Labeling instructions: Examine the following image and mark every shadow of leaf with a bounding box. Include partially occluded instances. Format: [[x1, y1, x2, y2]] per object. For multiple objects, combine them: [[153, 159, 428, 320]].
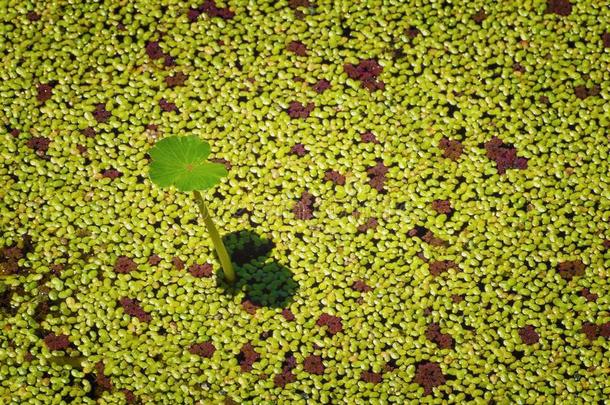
[[217, 230, 297, 308]]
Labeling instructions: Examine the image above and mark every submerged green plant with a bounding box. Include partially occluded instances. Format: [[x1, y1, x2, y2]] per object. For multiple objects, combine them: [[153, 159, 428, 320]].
[[148, 135, 235, 283]]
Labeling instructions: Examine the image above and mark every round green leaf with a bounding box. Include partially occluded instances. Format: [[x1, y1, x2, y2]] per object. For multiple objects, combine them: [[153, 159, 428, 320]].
[[148, 135, 228, 192]]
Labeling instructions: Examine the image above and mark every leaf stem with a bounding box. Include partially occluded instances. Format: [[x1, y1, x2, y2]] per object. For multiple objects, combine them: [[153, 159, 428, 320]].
[[48, 356, 87, 369], [193, 191, 236, 283]]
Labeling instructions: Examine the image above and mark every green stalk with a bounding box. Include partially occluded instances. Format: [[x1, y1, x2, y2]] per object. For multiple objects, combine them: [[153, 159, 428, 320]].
[[193, 191, 236, 283], [48, 356, 86, 369]]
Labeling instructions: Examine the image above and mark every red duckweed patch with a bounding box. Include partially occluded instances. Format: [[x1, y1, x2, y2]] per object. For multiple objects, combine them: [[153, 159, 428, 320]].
[[366, 161, 389, 192], [287, 41, 308, 56], [439, 137, 463, 160], [187, 8, 201, 22], [118, 297, 151, 322], [26, 11, 41, 21], [82, 127, 96, 138], [165, 72, 188, 88], [601, 323, 610, 338], [237, 343, 260, 372], [27, 137, 51, 156], [303, 355, 324, 375], [423, 232, 447, 247], [274, 352, 297, 387], [123, 389, 138, 404], [344, 59, 385, 91], [360, 131, 379, 144], [163, 55, 176, 67], [357, 217, 378, 233], [145, 41, 176, 67], [274, 370, 296, 388], [574, 85, 600, 100], [43, 333, 70, 350], [518, 325, 540, 345], [101, 169, 122, 179], [288, 0, 310, 8], [312, 79, 330, 93], [431, 200, 452, 215], [241, 299, 260, 315], [582, 322, 599, 341], [172, 257, 185, 270], [188, 263, 214, 278], [290, 143, 308, 157], [93, 104, 111, 123], [580, 288, 598, 302], [582, 322, 610, 341], [36, 84, 53, 103], [114, 256, 137, 274], [472, 10, 487, 24], [159, 99, 178, 113], [282, 352, 296, 371], [414, 362, 446, 395], [545, 0, 572, 16], [148, 254, 162, 266], [351, 280, 372, 292], [316, 313, 343, 335], [191, 1, 235, 20], [573, 86, 587, 100], [360, 370, 383, 384], [409, 227, 448, 247], [557, 259, 585, 281], [293, 191, 315, 220], [281, 308, 295, 321], [287, 101, 314, 119], [602, 32, 610, 48], [324, 170, 346, 186], [428, 260, 458, 276], [189, 342, 216, 358], [368, 175, 386, 192], [146, 41, 165, 60], [484, 137, 528, 174], [95, 361, 113, 392], [451, 294, 464, 303], [425, 323, 454, 349], [2, 246, 23, 262]]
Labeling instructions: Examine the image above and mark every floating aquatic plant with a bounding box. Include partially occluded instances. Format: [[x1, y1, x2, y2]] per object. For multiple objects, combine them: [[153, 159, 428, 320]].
[[148, 135, 235, 283]]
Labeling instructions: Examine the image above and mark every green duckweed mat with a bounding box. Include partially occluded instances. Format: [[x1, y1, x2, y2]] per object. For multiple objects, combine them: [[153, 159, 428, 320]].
[[1, 0, 609, 403]]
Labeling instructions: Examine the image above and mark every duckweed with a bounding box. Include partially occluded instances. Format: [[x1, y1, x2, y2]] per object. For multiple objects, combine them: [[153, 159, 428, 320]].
[[1, 0, 609, 403]]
